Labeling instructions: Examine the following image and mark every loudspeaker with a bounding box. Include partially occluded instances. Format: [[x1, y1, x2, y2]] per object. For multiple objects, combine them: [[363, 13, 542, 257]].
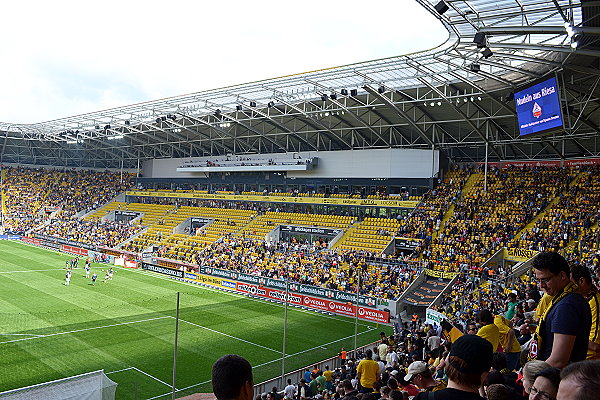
[[470, 63, 481, 72], [473, 32, 486, 47], [482, 48, 493, 58]]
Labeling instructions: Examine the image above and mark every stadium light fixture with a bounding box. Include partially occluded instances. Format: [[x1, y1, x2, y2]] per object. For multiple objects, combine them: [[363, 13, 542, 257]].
[[249, 101, 257, 107], [268, 101, 275, 108], [378, 86, 386, 94], [473, 32, 486, 48], [350, 89, 358, 96], [340, 89, 348, 96], [434, 1, 449, 15], [470, 63, 481, 72], [330, 93, 337, 100], [321, 94, 328, 102], [236, 105, 243, 111]]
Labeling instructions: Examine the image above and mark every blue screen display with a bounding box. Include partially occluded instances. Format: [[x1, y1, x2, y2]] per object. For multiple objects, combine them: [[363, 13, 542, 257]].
[[515, 76, 563, 136]]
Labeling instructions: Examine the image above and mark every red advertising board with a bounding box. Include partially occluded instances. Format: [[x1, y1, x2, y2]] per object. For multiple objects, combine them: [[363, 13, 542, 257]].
[[235, 282, 389, 323], [61, 245, 89, 257], [564, 158, 600, 166], [21, 237, 41, 245]]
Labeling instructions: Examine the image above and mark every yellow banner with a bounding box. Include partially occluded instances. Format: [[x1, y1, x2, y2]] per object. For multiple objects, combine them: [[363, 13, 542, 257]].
[[424, 269, 457, 280], [126, 191, 419, 209], [504, 248, 539, 262]]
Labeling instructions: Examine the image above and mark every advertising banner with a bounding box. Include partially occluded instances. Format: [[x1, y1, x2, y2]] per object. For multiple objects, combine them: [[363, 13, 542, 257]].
[[126, 190, 419, 209], [424, 269, 456, 280], [21, 237, 41, 246], [504, 248, 538, 262], [61, 245, 89, 257], [425, 308, 447, 326], [280, 225, 341, 236], [0, 235, 21, 240], [141, 263, 184, 278], [515, 76, 563, 136]]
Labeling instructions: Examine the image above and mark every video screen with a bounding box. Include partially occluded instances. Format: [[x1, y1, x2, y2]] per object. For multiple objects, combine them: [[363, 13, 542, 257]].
[[515, 76, 563, 137]]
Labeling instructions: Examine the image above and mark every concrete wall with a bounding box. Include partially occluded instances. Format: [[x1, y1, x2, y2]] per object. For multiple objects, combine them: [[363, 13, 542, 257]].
[[143, 148, 440, 179]]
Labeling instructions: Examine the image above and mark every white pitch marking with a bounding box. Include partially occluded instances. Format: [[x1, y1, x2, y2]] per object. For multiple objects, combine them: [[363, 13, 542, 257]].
[[171, 316, 280, 353], [132, 366, 173, 388], [0, 316, 171, 345]]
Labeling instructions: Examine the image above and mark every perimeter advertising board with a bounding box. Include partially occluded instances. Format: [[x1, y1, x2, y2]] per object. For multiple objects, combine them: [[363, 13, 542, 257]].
[[150, 265, 389, 323]]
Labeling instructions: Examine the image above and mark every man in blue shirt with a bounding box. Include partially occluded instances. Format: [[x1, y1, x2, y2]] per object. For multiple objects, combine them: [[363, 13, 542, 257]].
[[532, 252, 591, 368]]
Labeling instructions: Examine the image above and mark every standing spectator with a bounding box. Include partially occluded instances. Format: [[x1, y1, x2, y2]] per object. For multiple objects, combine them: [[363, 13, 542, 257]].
[[530, 252, 591, 367], [212, 354, 254, 400], [557, 360, 600, 400], [477, 309, 500, 351], [494, 314, 521, 371], [323, 365, 334, 391], [298, 379, 312, 400], [284, 379, 296, 400], [506, 293, 519, 320], [570, 264, 600, 359], [357, 349, 380, 393], [414, 334, 493, 400]]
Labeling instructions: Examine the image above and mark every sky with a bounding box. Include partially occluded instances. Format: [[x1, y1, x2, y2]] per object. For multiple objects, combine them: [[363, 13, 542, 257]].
[[0, 0, 448, 124]]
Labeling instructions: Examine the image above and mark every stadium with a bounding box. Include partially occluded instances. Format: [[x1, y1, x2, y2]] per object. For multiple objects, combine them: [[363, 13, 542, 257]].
[[1, 0, 599, 399]]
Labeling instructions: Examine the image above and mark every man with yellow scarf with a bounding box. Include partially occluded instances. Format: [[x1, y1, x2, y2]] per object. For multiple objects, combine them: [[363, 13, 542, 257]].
[[530, 252, 591, 368]]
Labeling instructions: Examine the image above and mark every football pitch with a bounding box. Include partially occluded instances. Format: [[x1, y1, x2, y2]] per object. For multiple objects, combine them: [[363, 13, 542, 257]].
[[0, 240, 388, 399]]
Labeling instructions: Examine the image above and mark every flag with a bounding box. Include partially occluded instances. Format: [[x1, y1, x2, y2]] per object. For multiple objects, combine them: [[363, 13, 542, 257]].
[[441, 318, 464, 343], [1, 191, 5, 216]]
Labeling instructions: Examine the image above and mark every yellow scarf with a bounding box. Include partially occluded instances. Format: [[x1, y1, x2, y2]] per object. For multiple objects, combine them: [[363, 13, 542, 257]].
[[528, 281, 577, 361]]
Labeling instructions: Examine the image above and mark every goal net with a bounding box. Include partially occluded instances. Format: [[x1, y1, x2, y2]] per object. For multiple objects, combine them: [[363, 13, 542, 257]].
[[0, 370, 117, 400]]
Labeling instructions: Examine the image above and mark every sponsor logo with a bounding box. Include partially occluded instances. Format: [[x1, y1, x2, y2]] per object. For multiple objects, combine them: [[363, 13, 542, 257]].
[[532, 102, 542, 118], [221, 280, 236, 289]]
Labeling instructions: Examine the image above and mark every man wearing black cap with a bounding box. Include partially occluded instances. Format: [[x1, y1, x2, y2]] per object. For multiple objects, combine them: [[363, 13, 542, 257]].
[[414, 335, 493, 399]]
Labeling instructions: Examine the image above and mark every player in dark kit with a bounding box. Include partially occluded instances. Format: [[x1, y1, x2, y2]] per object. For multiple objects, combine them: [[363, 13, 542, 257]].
[[91, 272, 97, 286]]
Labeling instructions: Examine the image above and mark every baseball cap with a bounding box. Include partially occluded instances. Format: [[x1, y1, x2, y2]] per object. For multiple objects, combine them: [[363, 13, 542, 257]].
[[448, 334, 493, 374], [404, 361, 428, 381]]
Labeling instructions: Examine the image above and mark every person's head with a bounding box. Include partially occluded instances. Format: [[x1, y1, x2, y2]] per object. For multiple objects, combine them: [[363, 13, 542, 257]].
[[529, 368, 560, 400], [570, 264, 593, 294], [486, 384, 511, 400], [446, 334, 493, 390], [404, 361, 431, 388], [212, 354, 254, 400], [365, 349, 373, 359], [380, 385, 391, 399], [387, 377, 399, 390], [477, 309, 494, 325], [388, 390, 405, 400], [532, 252, 571, 296], [522, 360, 551, 395], [557, 360, 600, 400], [491, 352, 508, 372], [342, 379, 354, 393], [508, 292, 517, 302], [266, 393, 275, 400], [466, 323, 478, 335]]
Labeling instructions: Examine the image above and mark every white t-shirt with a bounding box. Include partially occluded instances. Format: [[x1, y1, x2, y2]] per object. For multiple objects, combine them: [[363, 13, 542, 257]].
[[284, 384, 296, 399]]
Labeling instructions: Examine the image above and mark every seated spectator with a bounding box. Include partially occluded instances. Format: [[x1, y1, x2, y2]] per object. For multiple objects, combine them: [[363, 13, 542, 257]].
[[414, 334, 493, 400], [212, 354, 254, 400], [405, 361, 446, 392], [557, 359, 600, 400], [521, 360, 551, 398], [529, 368, 560, 400]]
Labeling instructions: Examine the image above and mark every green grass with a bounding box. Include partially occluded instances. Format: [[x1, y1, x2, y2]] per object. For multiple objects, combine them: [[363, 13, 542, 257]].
[[0, 240, 389, 399]]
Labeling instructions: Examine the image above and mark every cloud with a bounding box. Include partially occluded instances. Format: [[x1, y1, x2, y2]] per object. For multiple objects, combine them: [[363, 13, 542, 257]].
[[0, 0, 447, 122]]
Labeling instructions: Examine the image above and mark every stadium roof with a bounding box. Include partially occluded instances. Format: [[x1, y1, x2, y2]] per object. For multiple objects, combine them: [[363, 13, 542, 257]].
[[1, 0, 599, 169]]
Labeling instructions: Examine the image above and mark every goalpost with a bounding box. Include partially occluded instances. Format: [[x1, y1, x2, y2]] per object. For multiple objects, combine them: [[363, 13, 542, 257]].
[[0, 370, 117, 400]]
